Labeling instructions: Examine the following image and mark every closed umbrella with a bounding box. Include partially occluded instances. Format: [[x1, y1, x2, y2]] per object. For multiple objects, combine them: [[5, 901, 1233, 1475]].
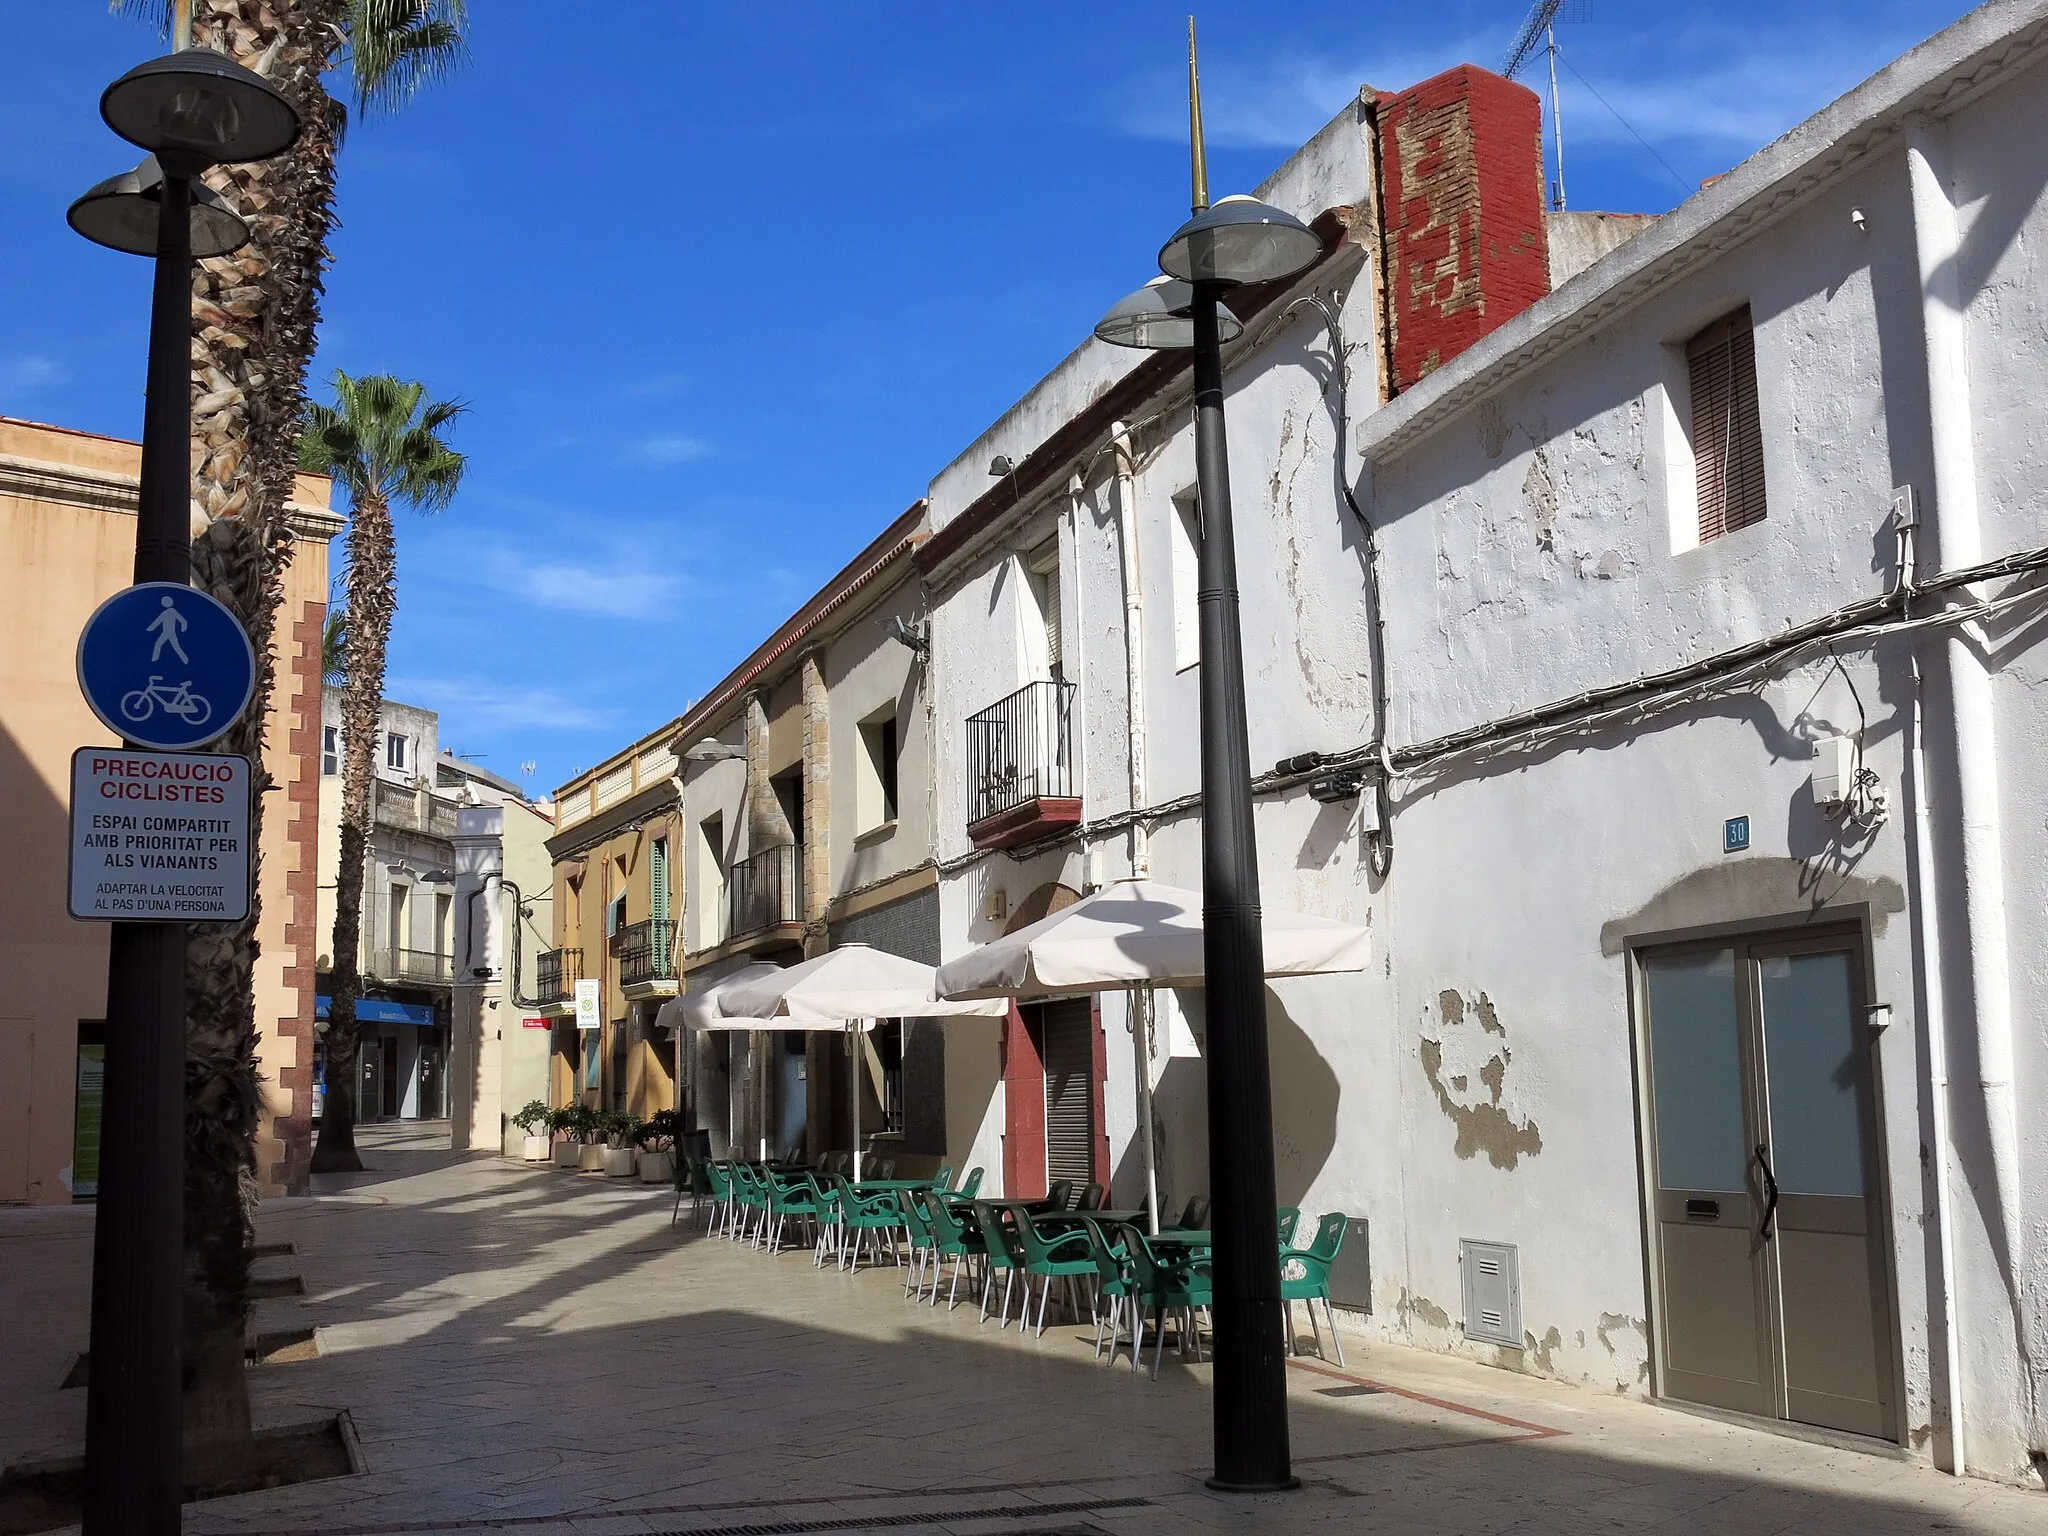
[[721, 945, 1006, 1178], [932, 877, 1372, 1230]]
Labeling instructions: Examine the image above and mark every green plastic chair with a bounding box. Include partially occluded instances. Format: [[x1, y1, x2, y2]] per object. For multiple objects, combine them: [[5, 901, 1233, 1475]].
[[671, 1152, 714, 1229], [1080, 1220, 1138, 1366], [956, 1167, 984, 1198], [913, 1190, 987, 1310], [969, 1202, 1027, 1328], [1012, 1208, 1101, 1336], [825, 1173, 902, 1271], [1280, 1212, 1349, 1365], [1275, 1206, 1302, 1246], [764, 1169, 823, 1255], [1123, 1224, 1211, 1377], [1044, 1178, 1074, 1212], [929, 1164, 956, 1192], [897, 1189, 937, 1298]]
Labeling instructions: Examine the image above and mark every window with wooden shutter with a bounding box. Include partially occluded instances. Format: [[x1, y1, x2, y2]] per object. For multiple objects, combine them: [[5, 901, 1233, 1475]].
[[1027, 540, 1062, 681], [1687, 307, 1767, 542]]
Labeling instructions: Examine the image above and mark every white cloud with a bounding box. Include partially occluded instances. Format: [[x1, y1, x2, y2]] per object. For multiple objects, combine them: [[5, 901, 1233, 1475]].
[[480, 547, 685, 620], [384, 674, 620, 733], [0, 354, 67, 395], [635, 433, 711, 464]]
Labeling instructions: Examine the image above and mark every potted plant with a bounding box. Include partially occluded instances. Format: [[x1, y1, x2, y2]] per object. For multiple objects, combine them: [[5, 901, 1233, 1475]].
[[633, 1110, 679, 1184], [512, 1100, 552, 1163], [575, 1106, 610, 1172], [602, 1112, 643, 1177], [552, 1105, 592, 1169]]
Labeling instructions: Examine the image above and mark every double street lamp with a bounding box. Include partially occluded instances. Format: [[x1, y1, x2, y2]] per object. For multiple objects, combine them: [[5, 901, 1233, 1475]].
[[1092, 26, 1322, 1496], [67, 35, 298, 1536]]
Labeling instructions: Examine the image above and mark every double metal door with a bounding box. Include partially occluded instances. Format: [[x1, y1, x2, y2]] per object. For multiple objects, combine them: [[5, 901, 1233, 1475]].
[[1638, 929, 1897, 1439]]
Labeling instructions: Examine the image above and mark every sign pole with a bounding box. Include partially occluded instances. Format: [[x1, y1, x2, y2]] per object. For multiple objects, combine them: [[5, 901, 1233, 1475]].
[[83, 164, 193, 1535]]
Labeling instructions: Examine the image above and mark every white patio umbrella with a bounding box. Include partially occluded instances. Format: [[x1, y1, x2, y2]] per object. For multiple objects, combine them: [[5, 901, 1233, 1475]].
[[720, 945, 1006, 1178], [932, 876, 1373, 1230]]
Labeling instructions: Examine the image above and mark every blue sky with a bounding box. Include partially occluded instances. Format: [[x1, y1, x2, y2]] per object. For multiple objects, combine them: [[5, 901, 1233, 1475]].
[[1, 1, 1980, 796]]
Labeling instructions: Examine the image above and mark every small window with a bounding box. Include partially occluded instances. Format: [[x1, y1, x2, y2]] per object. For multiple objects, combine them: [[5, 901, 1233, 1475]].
[[1026, 540, 1063, 682], [385, 732, 409, 772], [857, 712, 899, 833], [1171, 489, 1201, 670], [321, 725, 338, 776], [1687, 307, 1767, 542]]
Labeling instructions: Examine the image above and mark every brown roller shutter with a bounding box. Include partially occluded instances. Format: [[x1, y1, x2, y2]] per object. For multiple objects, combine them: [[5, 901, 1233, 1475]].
[[1040, 998, 1096, 1186], [1688, 307, 1768, 543]]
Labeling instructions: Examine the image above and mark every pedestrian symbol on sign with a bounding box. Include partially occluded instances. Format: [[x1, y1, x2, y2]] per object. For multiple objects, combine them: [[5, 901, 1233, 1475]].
[[146, 595, 190, 664]]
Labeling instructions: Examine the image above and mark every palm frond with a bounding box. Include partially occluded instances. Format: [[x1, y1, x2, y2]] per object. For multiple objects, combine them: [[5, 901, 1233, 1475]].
[[298, 368, 468, 519], [344, 1, 470, 117], [322, 607, 348, 687]]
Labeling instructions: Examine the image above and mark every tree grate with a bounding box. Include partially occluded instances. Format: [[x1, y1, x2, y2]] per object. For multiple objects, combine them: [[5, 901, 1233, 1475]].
[[646, 1495, 1146, 1536]]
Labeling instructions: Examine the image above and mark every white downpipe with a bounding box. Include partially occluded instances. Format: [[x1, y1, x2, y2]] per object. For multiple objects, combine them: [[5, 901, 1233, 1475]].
[[1910, 650, 1968, 1476], [850, 1025, 863, 1182], [1111, 422, 1162, 1233], [1909, 121, 2029, 1443]]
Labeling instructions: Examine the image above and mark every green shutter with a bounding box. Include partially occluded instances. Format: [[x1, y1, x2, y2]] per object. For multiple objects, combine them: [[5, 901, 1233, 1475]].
[[650, 838, 670, 925]]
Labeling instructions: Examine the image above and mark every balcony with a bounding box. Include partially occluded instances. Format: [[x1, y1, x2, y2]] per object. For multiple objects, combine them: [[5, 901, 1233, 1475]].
[[617, 917, 680, 996], [728, 843, 804, 942], [964, 679, 1080, 850], [535, 947, 583, 1004], [367, 947, 453, 986]]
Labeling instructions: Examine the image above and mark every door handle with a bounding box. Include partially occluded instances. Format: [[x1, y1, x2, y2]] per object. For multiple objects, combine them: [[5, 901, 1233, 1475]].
[[1755, 1143, 1780, 1240]]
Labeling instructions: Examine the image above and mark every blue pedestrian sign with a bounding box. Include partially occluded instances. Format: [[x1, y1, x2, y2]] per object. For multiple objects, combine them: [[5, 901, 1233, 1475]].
[[76, 582, 256, 751]]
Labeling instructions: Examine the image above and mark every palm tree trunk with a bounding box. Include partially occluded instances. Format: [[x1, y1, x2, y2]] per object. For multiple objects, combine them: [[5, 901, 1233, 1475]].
[[179, 0, 346, 1472], [312, 486, 396, 1174]]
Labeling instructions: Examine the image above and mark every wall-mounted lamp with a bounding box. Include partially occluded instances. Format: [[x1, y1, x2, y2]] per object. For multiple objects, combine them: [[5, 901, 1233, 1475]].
[[685, 738, 748, 763], [887, 614, 930, 656]]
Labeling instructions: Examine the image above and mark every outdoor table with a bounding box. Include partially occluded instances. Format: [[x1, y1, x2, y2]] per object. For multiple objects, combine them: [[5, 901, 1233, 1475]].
[[853, 1178, 941, 1193], [1150, 1228, 1211, 1248], [1045, 1209, 1147, 1229]]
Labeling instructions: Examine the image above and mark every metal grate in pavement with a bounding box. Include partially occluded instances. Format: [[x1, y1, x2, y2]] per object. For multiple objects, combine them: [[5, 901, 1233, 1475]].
[[647, 1496, 1146, 1536]]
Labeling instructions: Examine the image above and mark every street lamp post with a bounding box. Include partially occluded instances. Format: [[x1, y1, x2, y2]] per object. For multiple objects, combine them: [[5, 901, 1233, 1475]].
[[1094, 22, 1323, 1494], [67, 37, 299, 1534]]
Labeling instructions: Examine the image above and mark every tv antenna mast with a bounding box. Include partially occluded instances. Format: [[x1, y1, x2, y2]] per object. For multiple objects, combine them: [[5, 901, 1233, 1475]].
[[1503, 0, 1586, 211]]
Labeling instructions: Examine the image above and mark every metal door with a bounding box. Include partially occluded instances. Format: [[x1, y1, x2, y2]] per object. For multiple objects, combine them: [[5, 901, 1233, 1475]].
[[1039, 999, 1095, 1185], [1638, 929, 1896, 1439]]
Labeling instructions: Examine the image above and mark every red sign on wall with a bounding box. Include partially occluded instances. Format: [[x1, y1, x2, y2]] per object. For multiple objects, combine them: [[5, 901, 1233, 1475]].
[[521, 1016, 551, 1030]]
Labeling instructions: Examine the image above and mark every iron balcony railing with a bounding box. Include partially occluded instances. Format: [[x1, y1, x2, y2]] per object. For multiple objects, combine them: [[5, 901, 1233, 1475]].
[[535, 946, 583, 1002], [617, 917, 679, 988], [965, 678, 1077, 828], [368, 947, 454, 985], [728, 843, 803, 941]]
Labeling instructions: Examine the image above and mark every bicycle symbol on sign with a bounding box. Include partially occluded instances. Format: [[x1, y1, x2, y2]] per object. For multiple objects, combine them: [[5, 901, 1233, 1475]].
[[119, 676, 213, 729]]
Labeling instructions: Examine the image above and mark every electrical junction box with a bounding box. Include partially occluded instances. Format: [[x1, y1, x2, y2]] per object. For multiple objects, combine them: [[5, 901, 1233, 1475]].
[[1460, 1239, 1522, 1347], [1812, 736, 1855, 807]]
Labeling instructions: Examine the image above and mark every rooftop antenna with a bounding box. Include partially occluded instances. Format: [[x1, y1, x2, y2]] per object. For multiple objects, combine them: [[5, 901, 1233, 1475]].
[[1188, 16, 1208, 213], [1503, 0, 1587, 211]]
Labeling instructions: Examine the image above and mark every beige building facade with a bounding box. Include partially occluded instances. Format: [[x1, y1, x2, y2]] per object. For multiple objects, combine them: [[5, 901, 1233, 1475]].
[[0, 417, 339, 1202]]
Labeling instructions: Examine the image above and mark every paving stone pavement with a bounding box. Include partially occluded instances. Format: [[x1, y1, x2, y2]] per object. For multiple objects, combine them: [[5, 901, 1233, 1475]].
[[3, 1121, 2043, 1535]]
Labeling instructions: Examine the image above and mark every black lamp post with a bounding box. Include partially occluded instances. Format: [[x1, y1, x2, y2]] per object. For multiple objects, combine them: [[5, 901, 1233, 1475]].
[[67, 40, 298, 1536], [1094, 24, 1322, 1495]]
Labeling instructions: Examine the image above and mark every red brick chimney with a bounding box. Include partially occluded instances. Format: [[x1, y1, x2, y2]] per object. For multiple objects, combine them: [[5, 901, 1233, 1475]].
[[1376, 65, 1549, 393]]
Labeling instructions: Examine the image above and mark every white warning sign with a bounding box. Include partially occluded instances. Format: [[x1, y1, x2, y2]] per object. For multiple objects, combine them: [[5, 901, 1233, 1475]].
[[68, 748, 251, 922]]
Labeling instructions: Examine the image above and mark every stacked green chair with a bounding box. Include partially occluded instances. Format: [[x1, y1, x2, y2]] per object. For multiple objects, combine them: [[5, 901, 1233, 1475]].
[[810, 1172, 845, 1267], [705, 1161, 736, 1236], [1080, 1220, 1138, 1366], [1276, 1206, 1302, 1246], [1044, 1179, 1074, 1212], [1077, 1182, 1105, 1212], [1012, 1208, 1101, 1336], [955, 1167, 985, 1198], [1280, 1212, 1349, 1365], [929, 1164, 956, 1192]]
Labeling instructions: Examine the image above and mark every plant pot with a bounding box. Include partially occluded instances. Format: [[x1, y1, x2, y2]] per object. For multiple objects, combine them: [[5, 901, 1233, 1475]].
[[578, 1144, 608, 1172], [552, 1141, 580, 1169], [638, 1149, 674, 1184], [522, 1136, 551, 1162], [604, 1146, 637, 1178]]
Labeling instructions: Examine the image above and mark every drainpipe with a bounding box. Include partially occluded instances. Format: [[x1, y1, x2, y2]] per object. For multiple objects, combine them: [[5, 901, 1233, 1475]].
[[1908, 119, 2031, 1451], [1910, 646, 1968, 1476], [1111, 422, 1162, 1232], [1066, 471, 1090, 883]]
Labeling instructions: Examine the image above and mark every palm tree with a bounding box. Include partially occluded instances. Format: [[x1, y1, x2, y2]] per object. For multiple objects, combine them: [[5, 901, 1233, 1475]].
[[115, 0, 468, 1476], [300, 373, 466, 1174]]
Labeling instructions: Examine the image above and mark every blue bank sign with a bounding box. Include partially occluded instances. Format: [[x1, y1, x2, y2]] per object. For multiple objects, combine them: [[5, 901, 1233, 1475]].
[[76, 582, 255, 751]]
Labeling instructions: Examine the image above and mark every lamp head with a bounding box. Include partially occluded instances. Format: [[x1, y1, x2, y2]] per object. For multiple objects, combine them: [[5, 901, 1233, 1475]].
[[100, 47, 301, 166], [1159, 194, 1323, 287], [67, 155, 249, 257], [1094, 275, 1244, 351], [685, 738, 747, 763]]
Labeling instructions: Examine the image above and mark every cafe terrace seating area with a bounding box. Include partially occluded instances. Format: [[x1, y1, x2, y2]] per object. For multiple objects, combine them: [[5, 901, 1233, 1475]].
[[674, 1153, 1351, 1379]]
